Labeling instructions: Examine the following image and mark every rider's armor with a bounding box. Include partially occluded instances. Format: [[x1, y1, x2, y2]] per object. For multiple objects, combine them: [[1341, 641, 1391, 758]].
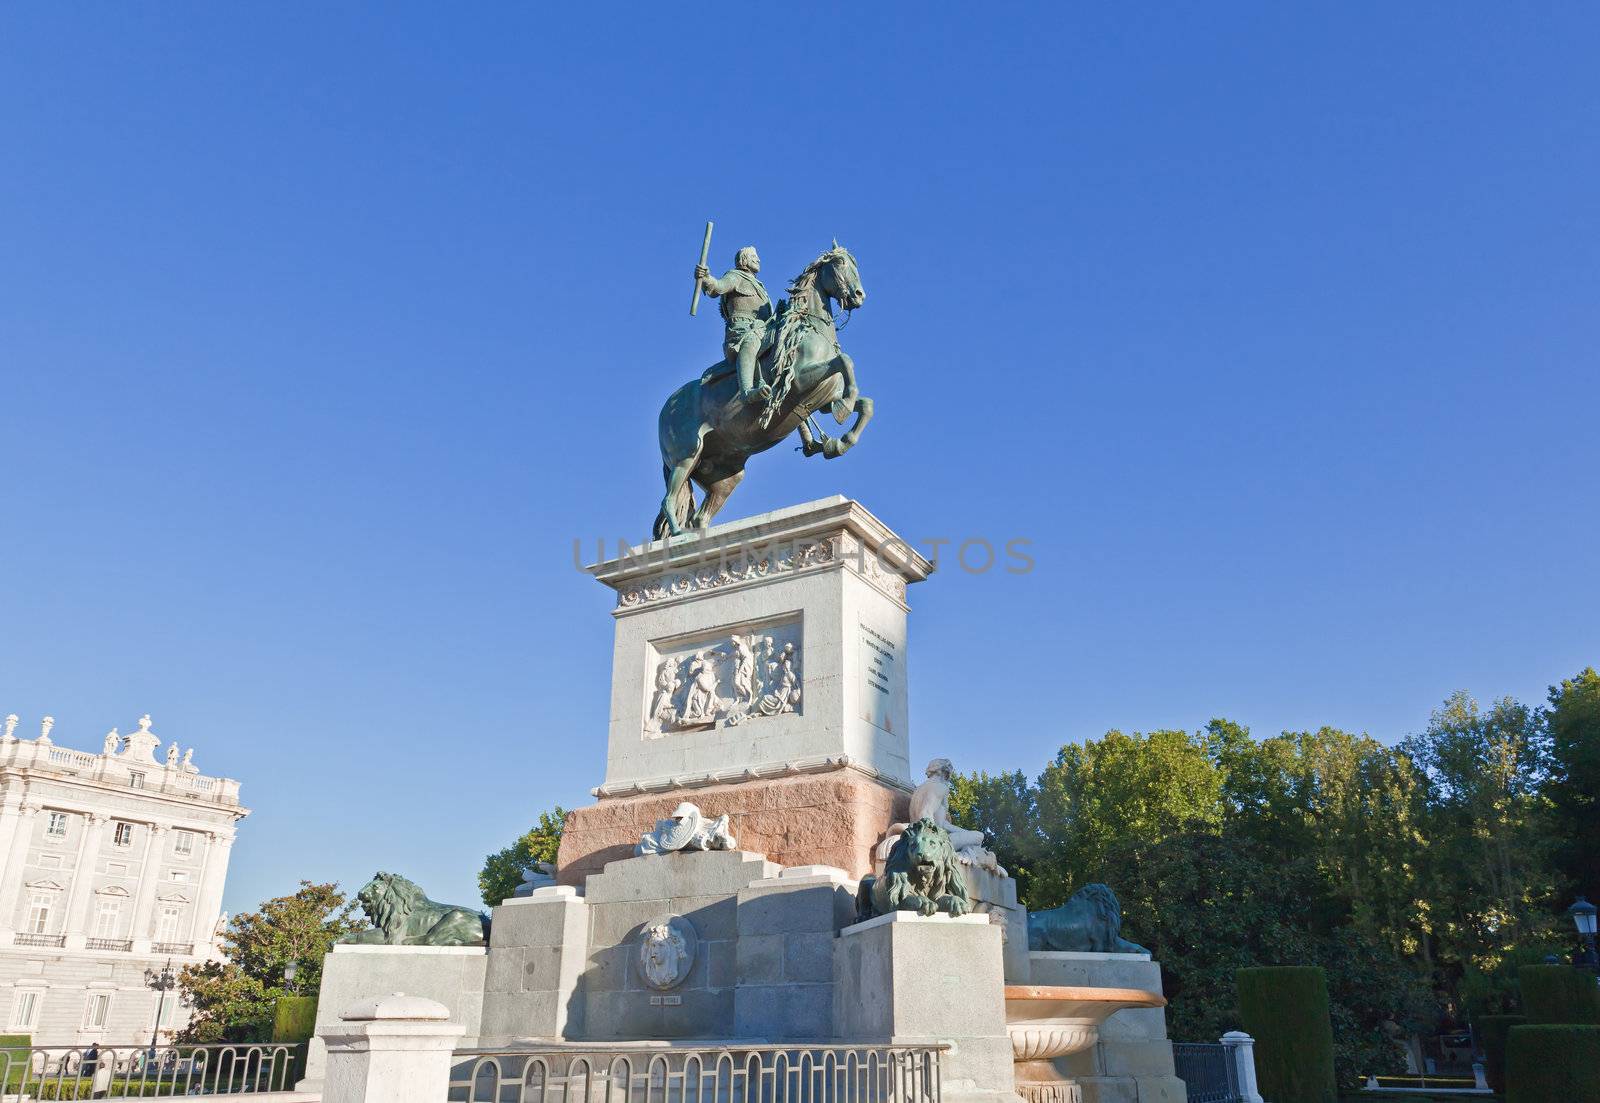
[[710, 268, 774, 359]]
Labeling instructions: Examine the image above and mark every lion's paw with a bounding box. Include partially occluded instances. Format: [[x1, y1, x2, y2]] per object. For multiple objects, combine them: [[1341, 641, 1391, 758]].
[[936, 895, 970, 917]]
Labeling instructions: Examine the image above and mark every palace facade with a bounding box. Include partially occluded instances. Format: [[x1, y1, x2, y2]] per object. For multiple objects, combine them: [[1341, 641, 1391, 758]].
[[0, 713, 247, 1045]]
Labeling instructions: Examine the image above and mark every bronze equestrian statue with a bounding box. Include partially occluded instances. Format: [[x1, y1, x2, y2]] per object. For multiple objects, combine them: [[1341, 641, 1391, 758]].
[[655, 242, 872, 539]]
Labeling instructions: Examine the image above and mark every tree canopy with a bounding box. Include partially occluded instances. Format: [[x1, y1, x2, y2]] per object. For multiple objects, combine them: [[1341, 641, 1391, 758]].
[[178, 881, 365, 1042], [950, 668, 1591, 1089], [478, 807, 567, 907]]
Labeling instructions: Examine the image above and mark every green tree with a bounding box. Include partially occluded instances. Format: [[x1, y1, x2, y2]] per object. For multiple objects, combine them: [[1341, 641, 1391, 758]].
[[1032, 728, 1223, 907], [1547, 668, 1600, 901], [478, 808, 567, 907], [1402, 692, 1558, 1009], [178, 881, 365, 1042], [1218, 726, 1428, 958], [949, 770, 1040, 901]]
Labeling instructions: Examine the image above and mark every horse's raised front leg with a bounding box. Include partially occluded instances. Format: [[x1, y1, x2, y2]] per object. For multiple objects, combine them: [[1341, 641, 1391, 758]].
[[831, 352, 859, 424], [827, 395, 873, 458]]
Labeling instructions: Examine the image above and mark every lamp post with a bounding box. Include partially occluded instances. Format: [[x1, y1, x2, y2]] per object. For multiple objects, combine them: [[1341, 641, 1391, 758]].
[[284, 958, 299, 994], [1568, 896, 1599, 973], [146, 958, 176, 1059]]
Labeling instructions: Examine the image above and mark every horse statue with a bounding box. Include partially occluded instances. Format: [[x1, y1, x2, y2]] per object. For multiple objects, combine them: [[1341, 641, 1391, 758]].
[[654, 244, 872, 538]]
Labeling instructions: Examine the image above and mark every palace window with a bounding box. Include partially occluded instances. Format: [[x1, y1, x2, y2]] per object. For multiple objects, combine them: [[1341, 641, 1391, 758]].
[[27, 892, 55, 934], [8, 989, 41, 1030], [94, 898, 122, 938], [169, 871, 189, 884], [112, 823, 135, 847], [129, 771, 146, 789], [173, 831, 195, 857], [156, 905, 183, 944], [83, 992, 111, 1030], [45, 812, 67, 839]]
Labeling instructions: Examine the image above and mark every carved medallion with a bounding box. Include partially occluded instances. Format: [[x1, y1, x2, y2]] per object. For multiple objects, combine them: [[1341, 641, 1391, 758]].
[[636, 914, 697, 991]]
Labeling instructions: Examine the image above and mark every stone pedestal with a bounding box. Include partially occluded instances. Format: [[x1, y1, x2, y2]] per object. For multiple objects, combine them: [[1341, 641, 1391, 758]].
[[580, 849, 780, 1040], [834, 913, 1021, 1103], [1022, 952, 1186, 1103], [481, 885, 589, 1044], [561, 767, 908, 884], [300, 945, 485, 1091], [734, 865, 859, 1039], [561, 497, 931, 885], [953, 864, 1030, 984], [321, 993, 464, 1103]]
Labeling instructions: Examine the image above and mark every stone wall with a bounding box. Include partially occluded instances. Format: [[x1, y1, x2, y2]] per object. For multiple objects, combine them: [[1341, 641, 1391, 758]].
[[557, 768, 907, 885]]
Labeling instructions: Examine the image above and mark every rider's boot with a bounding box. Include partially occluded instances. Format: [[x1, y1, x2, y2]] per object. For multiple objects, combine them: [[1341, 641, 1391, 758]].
[[736, 345, 770, 408]]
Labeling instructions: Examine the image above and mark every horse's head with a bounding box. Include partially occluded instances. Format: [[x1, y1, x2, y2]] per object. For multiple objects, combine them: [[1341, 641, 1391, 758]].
[[793, 242, 866, 311]]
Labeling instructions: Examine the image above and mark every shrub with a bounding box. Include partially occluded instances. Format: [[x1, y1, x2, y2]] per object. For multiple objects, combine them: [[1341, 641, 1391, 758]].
[[0, 1034, 31, 1066], [1505, 1024, 1600, 1102], [1237, 966, 1339, 1103], [1475, 1014, 1525, 1093], [1518, 964, 1600, 1024], [272, 996, 318, 1043]]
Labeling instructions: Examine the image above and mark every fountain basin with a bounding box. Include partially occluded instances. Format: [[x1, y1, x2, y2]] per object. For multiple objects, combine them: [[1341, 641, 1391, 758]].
[[1002, 985, 1166, 1061]]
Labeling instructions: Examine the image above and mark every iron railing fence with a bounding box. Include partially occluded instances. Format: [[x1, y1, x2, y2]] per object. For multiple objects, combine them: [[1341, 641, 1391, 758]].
[[0, 1041, 302, 1098], [448, 1045, 946, 1103], [1172, 1042, 1241, 1103]]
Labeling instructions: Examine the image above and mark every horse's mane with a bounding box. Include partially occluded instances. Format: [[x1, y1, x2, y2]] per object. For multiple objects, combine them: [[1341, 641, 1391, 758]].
[[788, 245, 853, 294]]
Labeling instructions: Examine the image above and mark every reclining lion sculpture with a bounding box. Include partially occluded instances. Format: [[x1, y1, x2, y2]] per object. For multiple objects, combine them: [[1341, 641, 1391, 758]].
[[856, 818, 971, 921], [342, 871, 489, 947], [1026, 882, 1148, 954]]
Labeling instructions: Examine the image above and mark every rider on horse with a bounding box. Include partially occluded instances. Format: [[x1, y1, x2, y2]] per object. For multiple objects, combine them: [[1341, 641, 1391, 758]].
[[694, 245, 775, 410]]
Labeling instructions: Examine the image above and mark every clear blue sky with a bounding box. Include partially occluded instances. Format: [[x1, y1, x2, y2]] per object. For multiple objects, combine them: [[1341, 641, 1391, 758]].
[[3, 6, 1596, 915]]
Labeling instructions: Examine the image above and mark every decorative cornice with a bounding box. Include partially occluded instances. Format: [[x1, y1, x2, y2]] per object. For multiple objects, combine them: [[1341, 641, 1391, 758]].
[[591, 497, 933, 614], [614, 536, 835, 609]]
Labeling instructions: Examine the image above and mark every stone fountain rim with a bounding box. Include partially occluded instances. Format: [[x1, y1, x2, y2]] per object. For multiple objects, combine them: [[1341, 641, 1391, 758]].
[[1002, 984, 1166, 1008]]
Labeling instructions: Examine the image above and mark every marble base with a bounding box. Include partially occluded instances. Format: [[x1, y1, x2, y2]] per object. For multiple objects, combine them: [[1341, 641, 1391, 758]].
[[835, 913, 1021, 1103], [557, 765, 908, 884], [299, 945, 485, 1092]]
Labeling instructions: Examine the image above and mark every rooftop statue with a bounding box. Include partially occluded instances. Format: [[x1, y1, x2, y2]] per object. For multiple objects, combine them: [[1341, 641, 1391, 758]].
[[655, 227, 872, 538]]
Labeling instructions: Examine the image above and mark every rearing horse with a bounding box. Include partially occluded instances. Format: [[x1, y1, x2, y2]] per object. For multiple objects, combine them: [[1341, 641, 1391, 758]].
[[654, 245, 872, 538]]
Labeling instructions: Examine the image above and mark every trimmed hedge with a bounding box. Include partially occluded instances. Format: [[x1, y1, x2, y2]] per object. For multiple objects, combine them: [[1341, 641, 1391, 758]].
[[1476, 1013, 1525, 1093], [1518, 964, 1600, 1024], [1506, 1024, 1600, 1102], [1237, 966, 1339, 1103], [272, 995, 319, 1043]]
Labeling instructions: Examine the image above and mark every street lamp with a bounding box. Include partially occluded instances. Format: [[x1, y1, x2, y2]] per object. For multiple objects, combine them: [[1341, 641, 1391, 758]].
[[1569, 896, 1599, 972], [146, 958, 176, 1058], [283, 959, 299, 993]]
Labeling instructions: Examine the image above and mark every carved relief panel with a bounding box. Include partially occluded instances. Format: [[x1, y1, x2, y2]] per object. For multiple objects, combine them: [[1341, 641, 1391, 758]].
[[644, 616, 803, 737]]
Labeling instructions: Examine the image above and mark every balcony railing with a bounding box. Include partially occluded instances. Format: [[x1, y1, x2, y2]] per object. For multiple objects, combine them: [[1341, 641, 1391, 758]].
[[87, 937, 134, 952], [153, 941, 193, 956], [14, 932, 65, 948]]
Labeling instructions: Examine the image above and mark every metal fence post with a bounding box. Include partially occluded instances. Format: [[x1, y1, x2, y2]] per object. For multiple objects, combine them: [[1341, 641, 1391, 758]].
[[1220, 1031, 1265, 1103]]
